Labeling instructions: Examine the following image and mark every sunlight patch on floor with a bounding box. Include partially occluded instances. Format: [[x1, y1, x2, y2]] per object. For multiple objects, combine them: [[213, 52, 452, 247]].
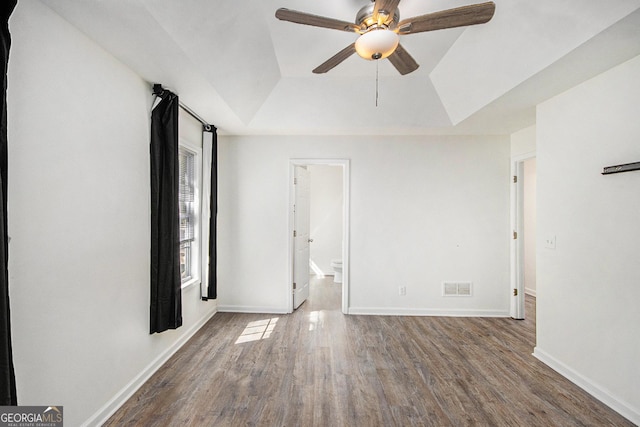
[[235, 318, 279, 344], [310, 260, 325, 278], [309, 310, 326, 331]]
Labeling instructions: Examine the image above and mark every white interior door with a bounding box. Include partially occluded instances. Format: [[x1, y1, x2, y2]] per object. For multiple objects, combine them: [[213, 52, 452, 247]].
[[293, 166, 310, 309]]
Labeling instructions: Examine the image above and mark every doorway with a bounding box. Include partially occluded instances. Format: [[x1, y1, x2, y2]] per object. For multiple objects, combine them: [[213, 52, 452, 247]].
[[288, 159, 350, 314], [510, 152, 536, 319]]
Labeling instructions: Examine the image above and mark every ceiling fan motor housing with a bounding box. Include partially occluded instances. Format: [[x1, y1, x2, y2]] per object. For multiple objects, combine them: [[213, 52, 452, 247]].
[[356, 3, 399, 30]]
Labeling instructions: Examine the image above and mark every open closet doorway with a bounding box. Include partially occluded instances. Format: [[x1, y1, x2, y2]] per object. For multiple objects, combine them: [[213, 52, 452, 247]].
[[288, 159, 350, 314], [510, 153, 536, 319]]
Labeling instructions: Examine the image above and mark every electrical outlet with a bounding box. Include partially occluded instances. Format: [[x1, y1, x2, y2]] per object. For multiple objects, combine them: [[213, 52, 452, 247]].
[[398, 286, 406, 296]]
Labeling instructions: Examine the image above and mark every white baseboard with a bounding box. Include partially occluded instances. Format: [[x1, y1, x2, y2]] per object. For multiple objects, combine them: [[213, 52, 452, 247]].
[[525, 287, 537, 297], [217, 305, 289, 314], [347, 307, 509, 317], [533, 347, 639, 425], [82, 307, 218, 427]]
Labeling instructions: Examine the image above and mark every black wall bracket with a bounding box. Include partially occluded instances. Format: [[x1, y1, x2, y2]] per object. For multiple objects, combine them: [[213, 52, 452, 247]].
[[602, 161, 640, 175]]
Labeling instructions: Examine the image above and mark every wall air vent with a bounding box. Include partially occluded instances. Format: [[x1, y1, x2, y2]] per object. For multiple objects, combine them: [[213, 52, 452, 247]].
[[443, 282, 473, 297]]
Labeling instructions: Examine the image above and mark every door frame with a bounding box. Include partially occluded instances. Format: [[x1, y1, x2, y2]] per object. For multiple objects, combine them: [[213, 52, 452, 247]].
[[510, 151, 536, 319], [287, 159, 350, 314]]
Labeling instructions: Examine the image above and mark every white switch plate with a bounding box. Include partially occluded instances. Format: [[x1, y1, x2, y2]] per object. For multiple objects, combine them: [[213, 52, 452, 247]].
[[544, 234, 556, 249], [399, 286, 406, 296]]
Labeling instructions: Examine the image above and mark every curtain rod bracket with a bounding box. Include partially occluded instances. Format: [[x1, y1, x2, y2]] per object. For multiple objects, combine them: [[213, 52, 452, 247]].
[[152, 83, 164, 97]]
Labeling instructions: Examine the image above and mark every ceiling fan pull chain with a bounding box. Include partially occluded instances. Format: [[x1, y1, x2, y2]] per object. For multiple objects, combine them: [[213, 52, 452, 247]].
[[376, 60, 379, 107]]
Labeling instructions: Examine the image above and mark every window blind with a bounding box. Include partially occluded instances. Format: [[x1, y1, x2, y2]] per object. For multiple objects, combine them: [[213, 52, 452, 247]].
[[179, 148, 196, 243]]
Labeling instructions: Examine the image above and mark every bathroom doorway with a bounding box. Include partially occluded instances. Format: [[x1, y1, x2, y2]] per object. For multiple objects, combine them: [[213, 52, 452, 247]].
[[288, 159, 350, 314]]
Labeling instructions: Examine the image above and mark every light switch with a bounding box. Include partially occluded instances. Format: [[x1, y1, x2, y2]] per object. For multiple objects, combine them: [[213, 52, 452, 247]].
[[544, 234, 556, 249]]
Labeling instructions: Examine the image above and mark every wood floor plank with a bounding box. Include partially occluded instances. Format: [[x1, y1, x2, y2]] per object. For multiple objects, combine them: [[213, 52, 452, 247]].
[[105, 278, 634, 426]]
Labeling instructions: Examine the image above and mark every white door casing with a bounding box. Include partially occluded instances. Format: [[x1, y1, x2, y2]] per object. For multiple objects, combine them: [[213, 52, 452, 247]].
[[288, 159, 350, 314]]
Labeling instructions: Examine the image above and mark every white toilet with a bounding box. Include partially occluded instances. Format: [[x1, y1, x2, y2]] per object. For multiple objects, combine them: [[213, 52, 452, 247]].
[[330, 259, 343, 283]]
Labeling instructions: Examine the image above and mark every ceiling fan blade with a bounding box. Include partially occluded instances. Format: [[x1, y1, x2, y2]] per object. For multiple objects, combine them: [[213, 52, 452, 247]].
[[387, 44, 419, 75], [397, 1, 495, 34], [276, 8, 360, 33], [313, 43, 357, 74], [373, 0, 401, 22]]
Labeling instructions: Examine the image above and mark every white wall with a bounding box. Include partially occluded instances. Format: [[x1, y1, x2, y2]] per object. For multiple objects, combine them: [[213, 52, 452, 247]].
[[511, 125, 536, 157], [7, 2, 216, 425], [308, 165, 343, 276], [217, 135, 511, 315], [535, 54, 640, 423]]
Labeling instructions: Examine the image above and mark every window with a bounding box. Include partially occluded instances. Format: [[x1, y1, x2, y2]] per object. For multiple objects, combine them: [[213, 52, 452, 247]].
[[178, 142, 201, 287]]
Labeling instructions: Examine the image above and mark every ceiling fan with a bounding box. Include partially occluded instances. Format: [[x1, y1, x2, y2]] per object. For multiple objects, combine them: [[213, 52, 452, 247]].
[[275, 0, 496, 75]]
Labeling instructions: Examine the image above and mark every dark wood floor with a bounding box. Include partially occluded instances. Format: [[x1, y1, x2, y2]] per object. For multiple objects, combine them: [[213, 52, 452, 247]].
[[106, 278, 633, 426]]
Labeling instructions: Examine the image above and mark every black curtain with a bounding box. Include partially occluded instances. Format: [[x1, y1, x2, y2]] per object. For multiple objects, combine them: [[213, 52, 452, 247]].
[[205, 127, 217, 300], [149, 86, 182, 334], [0, 0, 17, 406]]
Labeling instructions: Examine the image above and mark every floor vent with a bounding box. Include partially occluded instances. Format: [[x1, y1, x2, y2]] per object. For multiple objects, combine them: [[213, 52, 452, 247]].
[[443, 282, 473, 297]]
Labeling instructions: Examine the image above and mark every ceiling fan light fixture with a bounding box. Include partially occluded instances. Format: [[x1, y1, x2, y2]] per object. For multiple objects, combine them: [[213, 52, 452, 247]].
[[355, 28, 399, 60]]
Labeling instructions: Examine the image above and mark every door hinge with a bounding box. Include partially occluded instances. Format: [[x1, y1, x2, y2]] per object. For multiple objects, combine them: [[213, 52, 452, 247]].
[[293, 230, 297, 237], [513, 231, 518, 239], [513, 288, 518, 296], [294, 177, 298, 185], [293, 282, 297, 290], [513, 175, 518, 183]]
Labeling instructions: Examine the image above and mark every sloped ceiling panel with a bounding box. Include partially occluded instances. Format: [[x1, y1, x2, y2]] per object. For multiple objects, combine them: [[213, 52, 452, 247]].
[[249, 73, 451, 134], [454, 6, 640, 134], [431, 0, 640, 125], [40, 0, 246, 131], [140, 0, 281, 125]]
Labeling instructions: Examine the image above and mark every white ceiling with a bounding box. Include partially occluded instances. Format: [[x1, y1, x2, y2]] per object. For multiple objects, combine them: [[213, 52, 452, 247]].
[[40, 0, 640, 136]]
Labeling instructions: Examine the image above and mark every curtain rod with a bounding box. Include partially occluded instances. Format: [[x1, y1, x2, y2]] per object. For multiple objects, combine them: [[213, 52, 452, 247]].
[[179, 101, 213, 132], [153, 84, 214, 132]]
